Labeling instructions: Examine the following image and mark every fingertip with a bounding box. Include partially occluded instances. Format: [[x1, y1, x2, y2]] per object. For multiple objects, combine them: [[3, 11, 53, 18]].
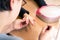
[[31, 20, 35, 25], [26, 17, 29, 24]]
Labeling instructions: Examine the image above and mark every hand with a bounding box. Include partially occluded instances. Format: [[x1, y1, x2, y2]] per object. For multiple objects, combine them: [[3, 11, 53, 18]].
[[39, 26, 58, 40], [23, 13, 35, 25], [14, 19, 29, 30], [2, 19, 28, 33]]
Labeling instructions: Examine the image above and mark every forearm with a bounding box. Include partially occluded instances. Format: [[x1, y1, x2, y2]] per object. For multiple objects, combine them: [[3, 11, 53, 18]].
[[0, 22, 14, 34]]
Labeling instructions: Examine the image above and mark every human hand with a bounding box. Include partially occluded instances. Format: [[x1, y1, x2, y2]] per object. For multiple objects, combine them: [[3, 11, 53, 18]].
[[39, 26, 58, 40], [2, 19, 28, 33], [14, 19, 29, 30], [23, 13, 35, 25]]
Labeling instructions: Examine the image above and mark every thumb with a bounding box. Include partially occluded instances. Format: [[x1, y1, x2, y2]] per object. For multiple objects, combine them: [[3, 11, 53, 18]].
[[14, 19, 23, 30], [41, 25, 52, 34]]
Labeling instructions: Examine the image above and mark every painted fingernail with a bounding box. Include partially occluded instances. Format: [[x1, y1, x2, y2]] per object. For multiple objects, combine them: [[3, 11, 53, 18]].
[[22, 21, 26, 25], [46, 25, 51, 30]]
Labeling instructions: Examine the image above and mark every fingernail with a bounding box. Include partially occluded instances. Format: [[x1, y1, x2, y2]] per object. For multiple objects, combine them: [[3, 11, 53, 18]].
[[26, 17, 29, 24], [22, 21, 26, 25], [32, 21, 35, 25], [46, 25, 51, 30], [42, 25, 51, 33]]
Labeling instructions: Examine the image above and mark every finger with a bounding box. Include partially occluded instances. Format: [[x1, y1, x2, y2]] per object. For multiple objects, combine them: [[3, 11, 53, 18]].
[[26, 17, 29, 24], [19, 21, 28, 29], [14, 19, 22, 29], [41, 25, 51, 34], [29, 16, 35, 25], [20, 19, 28, 28], [23, 17, 29, 24], [14, 19, 26, 30], [23, 17, 26, 20], [22, 23, 28, 28]]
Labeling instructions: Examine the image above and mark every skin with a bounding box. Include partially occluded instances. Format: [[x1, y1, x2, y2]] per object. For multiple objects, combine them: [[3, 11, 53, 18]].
[[0, 0, 34, 33], [38, 0, 60, 39], [39, 26, 59, 40]]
